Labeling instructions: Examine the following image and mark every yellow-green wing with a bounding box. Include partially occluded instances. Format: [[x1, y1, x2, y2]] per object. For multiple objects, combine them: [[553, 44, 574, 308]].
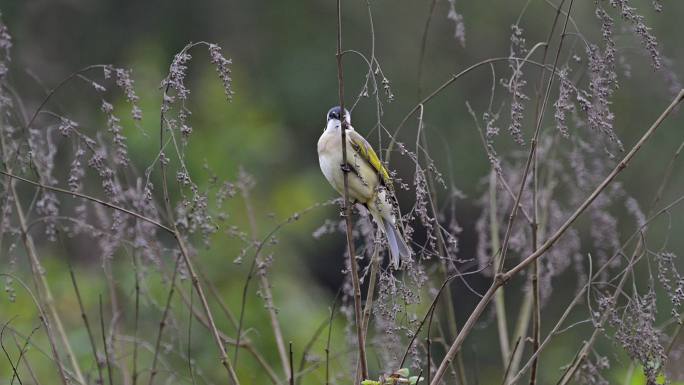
[[348, 130, 392, 188]]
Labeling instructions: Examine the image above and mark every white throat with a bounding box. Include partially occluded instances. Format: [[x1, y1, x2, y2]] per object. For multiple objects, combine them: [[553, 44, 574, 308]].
[[326, 119, 353, 132]]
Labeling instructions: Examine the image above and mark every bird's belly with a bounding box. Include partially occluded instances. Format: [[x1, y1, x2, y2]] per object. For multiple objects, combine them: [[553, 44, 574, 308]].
[[318, 148, 377, 203]]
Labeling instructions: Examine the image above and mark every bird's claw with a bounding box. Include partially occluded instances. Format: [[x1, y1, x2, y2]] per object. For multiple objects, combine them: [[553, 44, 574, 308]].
[[340, 163, 353, 173]]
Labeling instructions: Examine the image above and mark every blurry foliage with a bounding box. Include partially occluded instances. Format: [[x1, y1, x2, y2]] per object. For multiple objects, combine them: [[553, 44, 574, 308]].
[[0, 0, 683, 384]]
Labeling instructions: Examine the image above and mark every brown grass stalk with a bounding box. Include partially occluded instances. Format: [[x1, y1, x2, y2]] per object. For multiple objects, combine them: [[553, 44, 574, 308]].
[[430, 88, 684, 385], [158, 44, 240, 385], [0, 135, 83, 385], [68, 265, 104, 385], [335, 0, 368, 380], [240, 183, 290, 379], [99, 295, 114, 385]]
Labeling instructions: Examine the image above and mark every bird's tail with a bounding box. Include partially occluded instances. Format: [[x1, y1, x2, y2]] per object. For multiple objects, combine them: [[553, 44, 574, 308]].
[[370, 209, 411, 269], [383, 220, 410, 269]]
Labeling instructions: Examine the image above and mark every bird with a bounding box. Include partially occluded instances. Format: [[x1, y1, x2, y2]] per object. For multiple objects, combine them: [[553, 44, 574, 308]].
[[317, 106, 410, 269]]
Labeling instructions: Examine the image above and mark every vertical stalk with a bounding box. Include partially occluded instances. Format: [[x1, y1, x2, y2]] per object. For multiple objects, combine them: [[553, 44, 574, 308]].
[[0, 131, 83, 385], [420, 120, 468, 385], [241, 182, 290, 379], [491, 170, 511, 364], [158, 49, 240, 385], [335, 0, 368, 380], [528, 150, 541, 385]]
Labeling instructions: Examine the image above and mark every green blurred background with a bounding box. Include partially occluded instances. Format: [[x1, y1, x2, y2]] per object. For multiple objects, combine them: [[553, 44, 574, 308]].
[[0, 0, 683, 384]]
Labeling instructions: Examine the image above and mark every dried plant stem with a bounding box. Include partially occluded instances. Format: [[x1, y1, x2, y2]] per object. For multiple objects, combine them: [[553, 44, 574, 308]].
[[197, 265, 239, 330], [496, 0, 573, 274], [508, 194, 684, 384], [1, 319, 24, 385], [387, 56, 570, 162], [506, 88, 683, 278], [174, 225, 240, 385], [362, 236, 381, 333], [173, 263, 280, 385], [336, 0, 368, 380], [556, 252, 640, 385], [159, 61, 240, 384], [430, 89, 684, 385], [524, 4, 565, 381], [416, 0, 439, 100], [418, 112, 468, 385], [12, 327, 42, 385], [132, 254, 141, 385], [102, 249, 130, 385], [296, 316, 329, 385], [0, 132, 84, 385], [0, 170, 172, 233], [99, 295, 114, 385], [500, 337, 522, 385], [241, 186, 290, 380], [556, 121, 684, 385], [235, 216, 298, 371], [289, 342, 294, 385], [356, 236, 380, 382], [0, 280, 67, 385], [508, 283, 532, 375], [258, 269, 289, 376], [0, 169, 241, 384], [69, 265, 105, 385], [2, 206, 70, 385], [650, 137, 684, 209], [325, 293, 340, 385], [528, 233, 541, 385], [148, 254, 182, 385], [490, 170, 511, 365]]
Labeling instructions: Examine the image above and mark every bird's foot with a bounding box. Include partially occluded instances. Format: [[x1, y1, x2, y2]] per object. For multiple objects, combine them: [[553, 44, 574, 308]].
[[340, 163, 353, 173]]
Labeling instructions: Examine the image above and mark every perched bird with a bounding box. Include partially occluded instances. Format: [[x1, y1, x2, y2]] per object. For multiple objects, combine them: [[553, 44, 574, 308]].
[[317, 106, 410, 268]]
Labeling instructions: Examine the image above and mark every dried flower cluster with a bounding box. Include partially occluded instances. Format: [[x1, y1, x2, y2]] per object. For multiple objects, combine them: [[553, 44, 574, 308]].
[[1, 3, 682, 385]]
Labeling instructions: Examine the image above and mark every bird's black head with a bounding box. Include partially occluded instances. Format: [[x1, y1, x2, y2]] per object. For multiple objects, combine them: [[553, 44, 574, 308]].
[[326, 106, 350, 123]]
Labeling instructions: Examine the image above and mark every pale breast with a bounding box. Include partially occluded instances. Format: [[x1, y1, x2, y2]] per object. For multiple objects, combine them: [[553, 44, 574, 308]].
[[318, 129, 379, 203]]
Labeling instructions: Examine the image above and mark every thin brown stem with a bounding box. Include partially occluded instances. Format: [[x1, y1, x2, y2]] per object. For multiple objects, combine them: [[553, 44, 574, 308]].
[[419, 104, 469, 385], [506, 89, 683, 279], [234, 214, 299, 369], [497, 0, 574, 274], [132, 254, 141, 385], [386, 56, 569, 162], [0, 283, 65, 385], [417, 0, 439, 100], [99, 295, 114, 385], [430, 89, 684, 385], [147, 254, 182, 385], [11, 326, 42, 385], [296, 315, 330, 385], [524, 4, 566, 381], [500, 338, 522, 385], [69, 265, 104, 385], [336, 0, 368, 380], [0, 170, 173, 233], [362, 235, 381, 334], [289, 342, 294, 385], [158, 44, 240, 385], [509, 194, 684, 384], [240, 182, 290, 379], [490, 170, 511, 365], [325, 291, 340, 385], [1, 319, 24, 385], [0, 134, 80, 385]]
